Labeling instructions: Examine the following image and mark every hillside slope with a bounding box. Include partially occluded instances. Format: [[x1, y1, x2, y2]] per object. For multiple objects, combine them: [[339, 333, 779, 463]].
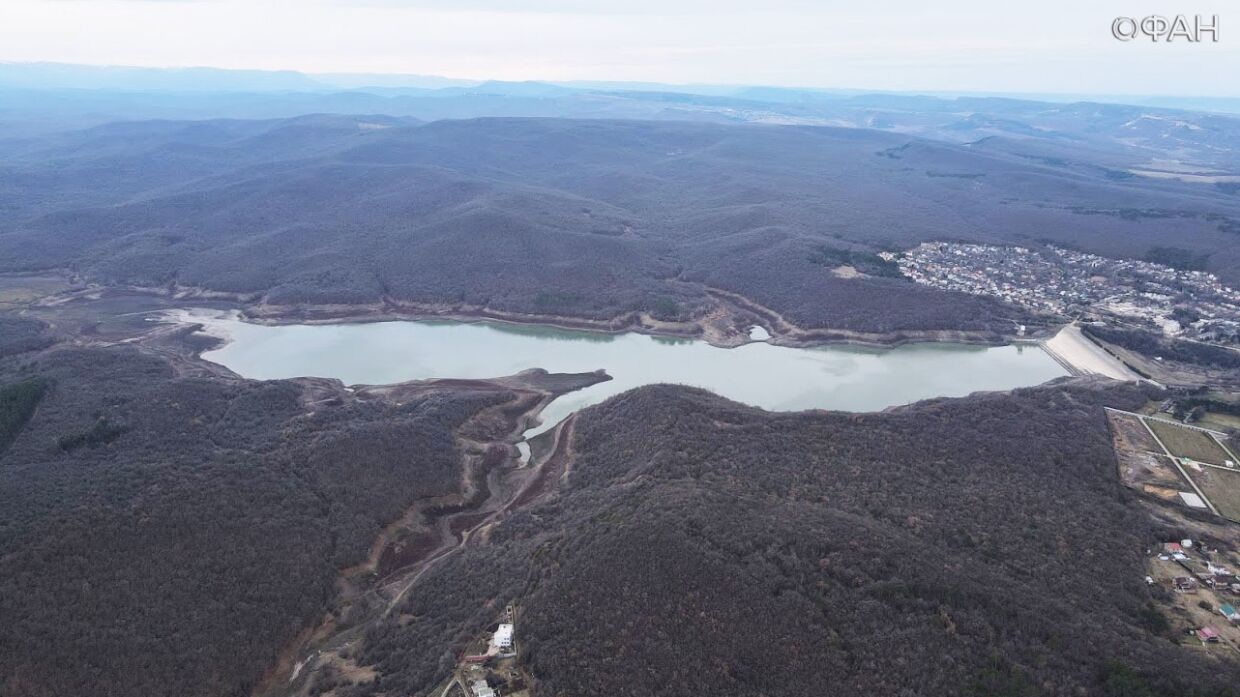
[[3, 117, 1238, 333], [4, 324, 1240, 696], [0, 345, 511, 697], [355, 380, 1240, 697]]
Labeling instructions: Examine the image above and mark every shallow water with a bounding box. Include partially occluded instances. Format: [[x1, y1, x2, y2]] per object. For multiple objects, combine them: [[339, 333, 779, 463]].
[[192, 314, 1067, 438]]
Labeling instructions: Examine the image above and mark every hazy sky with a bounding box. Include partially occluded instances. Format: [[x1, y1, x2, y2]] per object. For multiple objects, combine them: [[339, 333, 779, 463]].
[[0, 0, 1236, 95]]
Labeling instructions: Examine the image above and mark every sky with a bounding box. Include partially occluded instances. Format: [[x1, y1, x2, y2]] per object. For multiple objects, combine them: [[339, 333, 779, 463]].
[[0, 0, 1236, 96]]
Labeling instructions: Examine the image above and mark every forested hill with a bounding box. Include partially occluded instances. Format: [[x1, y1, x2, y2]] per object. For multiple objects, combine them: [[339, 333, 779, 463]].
[[2, 117, 1239, 333], [5, 329, 1239, 695], [355, 379, 1240, 697], [0, 344, 513, 697]]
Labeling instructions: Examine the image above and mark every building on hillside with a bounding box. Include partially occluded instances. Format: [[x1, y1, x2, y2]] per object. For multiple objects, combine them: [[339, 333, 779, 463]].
[[1198, 626, 1221, 644], [1179, 492, 1208, 510], [493, 623, 514, 651], [472, 679, 496, 697], [1174, 576, 1199, 594], [1221, 604, 1240, 624]]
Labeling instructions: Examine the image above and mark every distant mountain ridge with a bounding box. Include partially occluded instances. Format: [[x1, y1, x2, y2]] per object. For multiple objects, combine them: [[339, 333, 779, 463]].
[[4, 62, 1239, 112], [0, 61, 325, 92], [5, 62, 1240, 173]]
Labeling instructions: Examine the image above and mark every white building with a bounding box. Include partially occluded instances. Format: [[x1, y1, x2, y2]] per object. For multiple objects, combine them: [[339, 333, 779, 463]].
[[472, 679, 495, 697], [1180, 492, 1208, 509], [493, 623, 514, 651]]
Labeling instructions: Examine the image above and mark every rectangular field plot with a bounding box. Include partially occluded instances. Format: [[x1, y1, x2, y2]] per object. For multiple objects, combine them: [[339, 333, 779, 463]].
[[1146, 419, 1235, 467], [1107, 412, 1187, 493], [1109, 412, 1162, 453], [1184, 466, 1240, 521]]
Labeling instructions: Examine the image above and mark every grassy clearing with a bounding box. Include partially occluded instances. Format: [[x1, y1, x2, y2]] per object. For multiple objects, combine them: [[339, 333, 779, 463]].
[[1110, 412, 1161, 452], [0, 276, 72, 309], [1199, 411, 1240, 433], [1147, 418, 1234, 467], [1186, 466, 1240, 521]]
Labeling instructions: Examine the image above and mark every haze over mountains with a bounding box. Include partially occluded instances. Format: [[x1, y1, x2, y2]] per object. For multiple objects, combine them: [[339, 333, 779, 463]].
[[6, 61, 1240, 109], [4, 62, 1240, 155]]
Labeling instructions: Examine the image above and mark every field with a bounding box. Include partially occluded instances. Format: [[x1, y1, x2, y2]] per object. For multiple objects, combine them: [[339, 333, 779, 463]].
[[1147, 418, 1235, 467], [1111, 411, 1161, 452], [1107, 411, 1186, 497], [0, 274, 73, 309], [1189, 466, 1240, 521], [1140, 416, 1240, 520], [1200, 411, 1240, 433]]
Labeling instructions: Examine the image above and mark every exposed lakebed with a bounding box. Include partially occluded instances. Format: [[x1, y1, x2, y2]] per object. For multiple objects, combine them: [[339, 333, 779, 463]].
[[185, 312, 1067, 439]]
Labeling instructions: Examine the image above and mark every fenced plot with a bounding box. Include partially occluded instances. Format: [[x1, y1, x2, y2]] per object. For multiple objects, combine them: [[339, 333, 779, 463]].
[[1146, 419, 1235, 467], [1186, 466, 1240, 521]]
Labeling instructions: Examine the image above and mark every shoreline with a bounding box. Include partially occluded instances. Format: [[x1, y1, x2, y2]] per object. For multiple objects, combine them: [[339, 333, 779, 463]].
[[163, 306, 1075, 442], [157, 289, 1024, 352], [20, 272, 1033, 351], [165, 303, 1032, 362]]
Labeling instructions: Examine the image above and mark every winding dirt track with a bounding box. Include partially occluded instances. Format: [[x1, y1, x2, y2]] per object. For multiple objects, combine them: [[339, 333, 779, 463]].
[[267, 410, 578, 697], [382, 414, 575, 617]]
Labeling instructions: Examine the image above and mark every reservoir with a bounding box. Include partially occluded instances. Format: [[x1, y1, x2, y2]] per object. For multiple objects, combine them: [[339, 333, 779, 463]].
[[188, 313, 1067, 437]]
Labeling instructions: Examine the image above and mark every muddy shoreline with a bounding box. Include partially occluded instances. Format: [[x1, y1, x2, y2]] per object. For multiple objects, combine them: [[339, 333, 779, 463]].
[[77, 275, 1038, 351], [15, 267, 1041, 351], [240, 300, 1022, 351]]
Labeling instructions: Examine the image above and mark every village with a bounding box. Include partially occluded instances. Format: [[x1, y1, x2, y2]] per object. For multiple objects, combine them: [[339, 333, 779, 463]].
[[897, 242, 1240, 345], [1105, 404, 1240, 650], [1149, 538, 1240, 649], [438, 604, 530, 697]]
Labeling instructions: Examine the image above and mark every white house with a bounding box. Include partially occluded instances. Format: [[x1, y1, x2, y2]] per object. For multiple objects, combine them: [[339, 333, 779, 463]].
[[493, 623, 514, 651]]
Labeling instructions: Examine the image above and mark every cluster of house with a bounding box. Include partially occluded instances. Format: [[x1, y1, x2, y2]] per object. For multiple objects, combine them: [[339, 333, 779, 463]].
[[1164, 541, 1240, 594], [1159, 540, 1240, 644], [897, 242, 1240, 344]]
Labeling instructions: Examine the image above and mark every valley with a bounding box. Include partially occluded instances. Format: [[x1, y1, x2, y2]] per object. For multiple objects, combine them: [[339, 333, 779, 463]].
[[3, 276, 1239, 697], [180, 307, 1066, 441], [1, 89, 1240, 697]]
